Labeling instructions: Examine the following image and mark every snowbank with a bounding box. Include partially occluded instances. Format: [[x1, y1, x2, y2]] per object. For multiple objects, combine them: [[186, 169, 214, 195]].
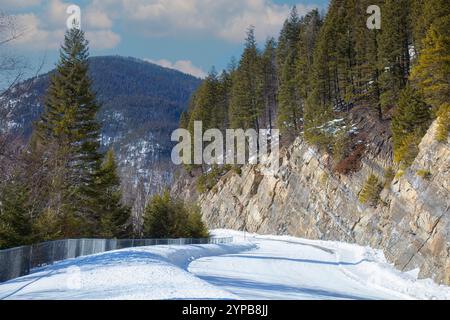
[[0, 241, 255, 300], [1, 230, 449, 300]]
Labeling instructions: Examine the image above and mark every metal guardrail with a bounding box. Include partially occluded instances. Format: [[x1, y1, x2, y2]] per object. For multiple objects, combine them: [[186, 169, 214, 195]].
[[0, 237, 233, 283]]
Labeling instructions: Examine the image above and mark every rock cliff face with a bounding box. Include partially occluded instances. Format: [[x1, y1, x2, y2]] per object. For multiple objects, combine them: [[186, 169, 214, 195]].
[[178, 121, 449, 285]]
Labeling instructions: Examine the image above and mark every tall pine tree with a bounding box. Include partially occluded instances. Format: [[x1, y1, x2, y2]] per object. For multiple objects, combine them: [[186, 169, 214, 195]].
[[33, 27, 104, 237], [411, 12, 450, 142], [97, 150, 132, 238], [229, 27, 263, 131], [276, 6, 303, 136], [411, 0, 449, 53], [0, 179, 33, 249], [378, 0, 412, 112], [304, 3, 339, 148], [260, 38, 278, 131], [392, 85, 432, 167]]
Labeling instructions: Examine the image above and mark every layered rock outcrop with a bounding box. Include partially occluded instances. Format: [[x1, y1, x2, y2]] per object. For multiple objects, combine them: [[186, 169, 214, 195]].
[[177, 121, 449, 285]]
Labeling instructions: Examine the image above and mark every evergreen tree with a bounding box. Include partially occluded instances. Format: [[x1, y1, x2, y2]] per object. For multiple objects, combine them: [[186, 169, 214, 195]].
[[143, 192, 174, 238], [303, 5, 336, 148], [179, 0, 444, 178], [392, 85, 432, 167], [260, 38, 278, 130], [185, 205, 209, 238], [410, 0, 427, 53], [32, 209, 62, 243], [227, 56, 238, 73], [353, 0, 382, 117], [276, 6, 303, 136], [296, 9, 322, 100], [33, 27, 104, 237], [229, 27, 263, 131], [97, 150, 132, 238], [187, 68, 226, 132], [216, 70, 232, 131], [411, 0, 449, 53], [411, 14, 450, 142], [179, 110, 190, 130], [333, 0, 358, 108], [278, 51, 303, 134], [305, 0, 381, 114], [143, 191, 208, 239], [435, 106, 450, 143], [378, 0, 412, 112], [0, 180, 32, 249], [278, 9, 323, 137], [185, 68, 226, 169], [276, 6, 301, 74], [359, 174, 383, 207]]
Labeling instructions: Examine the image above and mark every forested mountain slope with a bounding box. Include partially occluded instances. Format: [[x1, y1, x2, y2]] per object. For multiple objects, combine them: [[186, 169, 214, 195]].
[[0, 55, 201, 221], [173, 0, 450, 284]]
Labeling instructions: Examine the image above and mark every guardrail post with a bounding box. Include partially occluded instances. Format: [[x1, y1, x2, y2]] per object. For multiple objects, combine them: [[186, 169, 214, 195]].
[[51, 241, 55, 265], [29, 245, 33, 275]]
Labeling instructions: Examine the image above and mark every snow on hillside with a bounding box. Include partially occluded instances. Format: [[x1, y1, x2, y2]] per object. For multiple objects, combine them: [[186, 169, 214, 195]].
[[0, 230, 449, 300]]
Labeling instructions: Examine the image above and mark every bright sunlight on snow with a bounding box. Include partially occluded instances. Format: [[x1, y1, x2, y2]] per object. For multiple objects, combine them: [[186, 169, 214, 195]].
[[0, 230, 449, 300]]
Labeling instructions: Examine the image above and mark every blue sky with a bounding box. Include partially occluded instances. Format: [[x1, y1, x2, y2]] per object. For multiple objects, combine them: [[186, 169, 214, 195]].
[[2, 0, 329, 78]]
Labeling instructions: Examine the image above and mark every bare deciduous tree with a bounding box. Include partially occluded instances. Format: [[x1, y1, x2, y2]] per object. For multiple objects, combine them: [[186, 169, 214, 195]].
[[0, 12, 27, 98], [0, 11, 27, 189]]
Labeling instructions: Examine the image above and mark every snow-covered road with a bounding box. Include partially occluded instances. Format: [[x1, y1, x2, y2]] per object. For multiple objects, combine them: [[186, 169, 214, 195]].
[[0, 230, 449, 300], [189, 235, 399, 299]]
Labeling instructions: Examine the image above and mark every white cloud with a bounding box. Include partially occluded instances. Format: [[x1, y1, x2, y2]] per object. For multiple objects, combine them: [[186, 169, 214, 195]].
[[11, 13, 64, 49], [146, 58, 207, 78], [87, 0, 320, 43], [5, 0, 322, 50], [0, 0, 41, 10], [84, 8, 113, 29], [7, 0, 120, 50], [217, 1, 294, 42], [86, 30, 120, 49], [45, 0, 68, 26]]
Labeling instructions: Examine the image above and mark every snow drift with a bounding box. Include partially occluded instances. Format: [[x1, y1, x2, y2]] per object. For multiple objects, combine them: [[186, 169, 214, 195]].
[[0, 230, 449, 300]]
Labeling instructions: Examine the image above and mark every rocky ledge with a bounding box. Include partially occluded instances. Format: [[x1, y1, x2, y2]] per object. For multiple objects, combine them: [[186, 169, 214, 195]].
[[183, 121, 449, 285]]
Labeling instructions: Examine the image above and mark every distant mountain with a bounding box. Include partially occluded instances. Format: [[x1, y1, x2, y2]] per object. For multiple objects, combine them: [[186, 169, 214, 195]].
[[0, 55, 201, 215]]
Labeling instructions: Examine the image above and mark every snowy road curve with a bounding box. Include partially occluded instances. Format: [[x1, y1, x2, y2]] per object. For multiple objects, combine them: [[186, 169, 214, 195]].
[[0, 230, 448, 300]]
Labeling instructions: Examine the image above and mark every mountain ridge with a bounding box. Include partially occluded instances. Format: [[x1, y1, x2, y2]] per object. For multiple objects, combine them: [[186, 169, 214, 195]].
[[0, 55, 202, 218]]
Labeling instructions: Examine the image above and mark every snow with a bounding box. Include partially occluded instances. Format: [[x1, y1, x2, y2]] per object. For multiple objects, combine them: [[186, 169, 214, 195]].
[[6, 120, 21, 130], [0, 240, 253, 300], [310, 118, 358, 136], [1, 230, 449, 300]]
